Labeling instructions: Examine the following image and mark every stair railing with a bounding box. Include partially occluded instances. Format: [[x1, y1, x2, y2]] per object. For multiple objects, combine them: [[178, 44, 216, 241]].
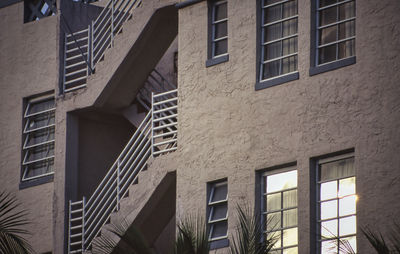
[[62, 0, 142, 93], [68, 89, 178, 253]]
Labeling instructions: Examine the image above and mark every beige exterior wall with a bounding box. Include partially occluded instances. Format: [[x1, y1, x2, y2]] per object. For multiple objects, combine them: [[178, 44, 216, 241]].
[[0, 2, 59, 253], [177, 0, 400, 253]]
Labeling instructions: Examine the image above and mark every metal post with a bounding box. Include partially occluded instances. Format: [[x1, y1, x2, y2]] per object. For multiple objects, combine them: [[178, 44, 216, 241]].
[[68, 200, 71, 253], [116, 160, 120, 211], [63, 34, 68, 93], [81, 197, 86, 251], [91, 20, 94, 71], [151, 92, 155, 157], [87, 25, 90, 76], [111, 0, 114, 47]]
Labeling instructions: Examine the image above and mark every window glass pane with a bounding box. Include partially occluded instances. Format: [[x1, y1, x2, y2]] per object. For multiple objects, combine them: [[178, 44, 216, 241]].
[[210, 204, 227, 221], [267, 193, 281, 211], [283, 189, 297, 208], [210, 220, 228, 238], [321, 219, 338, 238], [339, 216, 356, 236], [339, 1, 355, 20], [267, 212, 281, 231], [283, 208, 297, 227], [282, 55, 297, 74], [26, 112, 55, 131], [267, 231, 282, 248], [265, 0, 281, 6], [211, 183, 227, 202], [338, 177, 355, 197], [26, 128, 55, 146], [318, 44, 336, 64], [265, 23, 282, 42], [214, 39, 227, 56], [282, 19, 297, 37], [319, 25, 337, 45], [267, 170, 297, 193], [214, 21, 227, 39], [338, 39, 355, 59], [24, 159, 53, 179], [283, 247, 298, 254], [319, 158, 354, 181], [214, 2, 227, 21], [319, 0, 337, 8], [339, 195, 356, 216], [320, 181, 337, 200], [283, 0, 297, 18], [338, 20, 355, 40], [265, 41, 282, 60], [27, 99, 55, 115], [262, 59, 281, 80], [282, 227, 297, 247], [282, 37, 297, 55], [320, 200, 338, 220], [321, 239, 337, 253], [265, 4, 281, 24], [319, 6, 337, 26]]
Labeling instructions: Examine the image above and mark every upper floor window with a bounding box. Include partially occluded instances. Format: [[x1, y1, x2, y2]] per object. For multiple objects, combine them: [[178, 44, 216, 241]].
[[21, 93, 55, 188], [206, 0, 229, 67], [310, 0, 356, 75], [207, 180, 229, 249], [256, 0, 299, 90], [24, 0, 57, 23], [317, 154, 357, 253], [261, 167, 298, 253]]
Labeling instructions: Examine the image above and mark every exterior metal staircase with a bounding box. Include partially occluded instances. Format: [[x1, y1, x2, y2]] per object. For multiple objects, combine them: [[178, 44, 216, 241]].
[[68, 87, 177, 253], [63, 0, 142, 92]]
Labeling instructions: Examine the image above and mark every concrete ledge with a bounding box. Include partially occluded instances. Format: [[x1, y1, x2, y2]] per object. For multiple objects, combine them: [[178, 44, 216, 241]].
[[176, 0, 204, 9]]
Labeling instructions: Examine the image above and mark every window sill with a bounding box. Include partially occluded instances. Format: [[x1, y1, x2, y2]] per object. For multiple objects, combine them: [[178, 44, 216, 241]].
[[209, 238, 229, 250], [255, 72, 299, 91], [19, 174, 54, 189], [206, 54, 229, 68], [309, 56, 356, 76]]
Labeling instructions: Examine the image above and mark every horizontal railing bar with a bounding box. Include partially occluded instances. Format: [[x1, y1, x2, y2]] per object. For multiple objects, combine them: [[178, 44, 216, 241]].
[[153, 113, 177, 123], [70, 217, 83, 222], [153, 105, 177, 115], [85, 172, 117, 216], [93, 28, 111, 52], [153, 122, 177, 131], [153, 138, 177, 147], [153, 147, 177, 155], [71, 209, 83, 214], [94, 19, 111, 43], [66, 45, 88, 53], [66, 29, 88, 38], [120, 136, 151, 182], [66, 61, 86, 69], [120, 147, 150, 196], [70, 233, 82, 238], [153, 97, 177, 106], [65, 68, 87, 77], [93, 0, 112, 25], [66, 36, 88, 45], [64, 83, 87, 93], [153, 89, 178, 98], [70, 225, 82, 230], [64, 76, 87, 85], [70, 241, 82, 246], [66, 54, 87, 62], [153, 130, 177, 139], [70, 200, 83, 205], [85, 187, 117, 233]]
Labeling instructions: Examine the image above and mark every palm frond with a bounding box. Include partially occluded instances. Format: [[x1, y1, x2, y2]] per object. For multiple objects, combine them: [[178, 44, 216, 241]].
[[230, 205, 277, 254], [361, 227, 390, 254], [0, 191, 33, 254], [175, 214, 209, 254], [389, 222, 400, 253]]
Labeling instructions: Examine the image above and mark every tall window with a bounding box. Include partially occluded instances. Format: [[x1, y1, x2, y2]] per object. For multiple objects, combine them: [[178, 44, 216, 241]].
[[258, 0, 298, 88], [310, 0, 356, 75], [206, 0, 228, 67], [317, 154, 357, 253], [22, 94, 55, 183], [262, 168, 298, 254], [207, 180, 228, 249]]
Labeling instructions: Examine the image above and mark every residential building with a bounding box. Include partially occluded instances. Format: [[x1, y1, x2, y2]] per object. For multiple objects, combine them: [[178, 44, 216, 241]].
[[0, 0, 399, 253]]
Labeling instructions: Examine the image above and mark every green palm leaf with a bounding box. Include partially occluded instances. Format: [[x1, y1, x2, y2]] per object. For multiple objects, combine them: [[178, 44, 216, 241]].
[[0, 191, 33, 254], [175, 215, 209, 254]]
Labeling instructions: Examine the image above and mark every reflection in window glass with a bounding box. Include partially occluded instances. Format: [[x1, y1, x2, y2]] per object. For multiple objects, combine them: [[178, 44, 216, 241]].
[[208, 181, 228, 246], [262, 168, 298, 253], [317, 155, 357, 253], [210, 0, 228, 58]]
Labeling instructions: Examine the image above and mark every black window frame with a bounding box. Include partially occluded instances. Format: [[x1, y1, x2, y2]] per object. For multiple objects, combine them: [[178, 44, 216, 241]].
[[206, 0, 229, 67], [309, 0, 356, 76]]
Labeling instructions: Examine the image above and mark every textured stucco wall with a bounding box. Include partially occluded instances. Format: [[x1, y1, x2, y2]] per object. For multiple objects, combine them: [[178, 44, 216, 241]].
[[177, 1, 400, 253], [0, 2, 59, 253]]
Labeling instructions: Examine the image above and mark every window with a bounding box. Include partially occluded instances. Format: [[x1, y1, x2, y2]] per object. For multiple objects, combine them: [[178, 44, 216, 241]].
[[256, 0, 299, 90], [206, 0, 229, 67], [317, 154, 357, 253], [261, 167, 298, 253], [24, 0, 57, 23], [21, 94, 55, 186], [207, 180, 228, 249], [310, 0, 356, 75]]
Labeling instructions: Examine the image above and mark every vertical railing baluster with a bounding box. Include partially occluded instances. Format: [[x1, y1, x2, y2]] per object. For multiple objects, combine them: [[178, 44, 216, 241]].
[[91, 20, 94, 72], [87, 25, 90, 76], [116, 160, 120, 211], [111, 0, 114, 47], [151, 92, 155, 157], [82, 197, 86, 251], [68, 200, 71, 253], [63, 33, 68, 93]]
